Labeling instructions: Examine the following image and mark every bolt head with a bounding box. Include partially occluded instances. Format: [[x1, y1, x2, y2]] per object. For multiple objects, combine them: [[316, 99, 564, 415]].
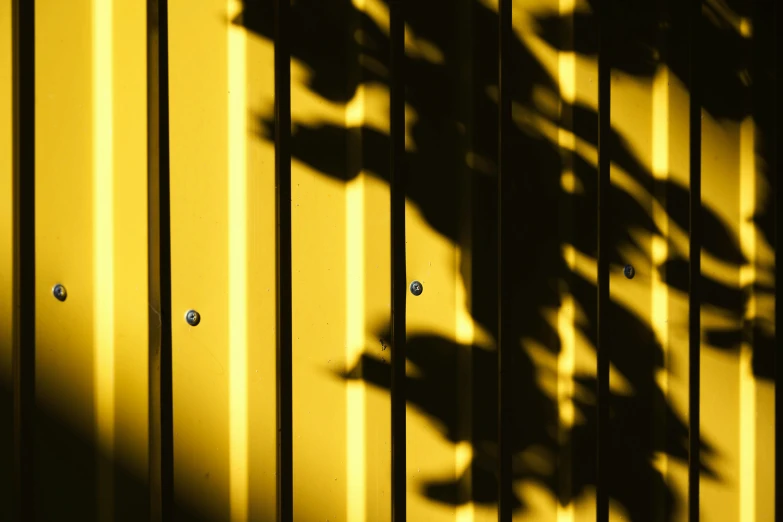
[[624, 265, 635, 279], [185, 310, 201, 326], [410, 281, 423, 296], [53, 284, 67, 302]]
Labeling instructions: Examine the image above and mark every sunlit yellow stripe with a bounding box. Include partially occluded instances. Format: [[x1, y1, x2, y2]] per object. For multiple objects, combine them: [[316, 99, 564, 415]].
[[557, 271, 575, 522], [558, 50, 575, 105], [557, 293, 575, 432], [557, 19, 576, 514], [454, 441, 474, 522], [0, 0, 11, 424], [652, 68, 669, 180], [562, 243, 595, 285], [228, 2, 249, 518], [346, 81, 367, 522], [738, 117, 756, 522], [455, 248, 474, 522], [558, 129, 575, 155], [346, 82, 365, 129], [651, 66, 669, 478], [93, 0, 115, 517]]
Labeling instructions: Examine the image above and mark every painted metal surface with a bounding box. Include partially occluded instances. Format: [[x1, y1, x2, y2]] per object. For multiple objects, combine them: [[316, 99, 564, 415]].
[[2, 0, 149, 518], [1, 1, 13, 518], [1, 0, 778, 521]]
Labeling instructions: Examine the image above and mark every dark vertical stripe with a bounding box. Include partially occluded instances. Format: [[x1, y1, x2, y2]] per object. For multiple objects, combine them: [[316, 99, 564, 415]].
[[687, 1, 701, 520], [389, 1, 407, 520], [596, 0, 611, 520], [147, 0, 173, 520], [774, 1, 781, 521], [496, 0, 512, 519], [274, 0, 293, 519], [11, 0, 35, 520]]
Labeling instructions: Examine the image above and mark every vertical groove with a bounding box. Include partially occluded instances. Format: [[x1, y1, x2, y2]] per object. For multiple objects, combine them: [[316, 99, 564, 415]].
[[389, 0, 407, 520], [497, 0, 512, 519], [774, 0, 781, 520], [687, 1, 701, 520], [11, 0, 35, 519], [147, 0, 173, 519], [274, 0, 293, 519], [596, 0, 611, 520]]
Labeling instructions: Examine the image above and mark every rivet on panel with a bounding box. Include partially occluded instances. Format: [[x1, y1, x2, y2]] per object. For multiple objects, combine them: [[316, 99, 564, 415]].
[[185, 310, 201, 326], [52, 284, 67, 302], [624, 265, 635, 279], [410, 281, 423, 296]]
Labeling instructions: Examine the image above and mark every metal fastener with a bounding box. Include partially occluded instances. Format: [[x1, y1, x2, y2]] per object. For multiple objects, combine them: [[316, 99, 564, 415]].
[[185, 310, 201, 326], [410, 281, 423, 296], [53, 284, 67, 302], [624, 265, 635, 279]]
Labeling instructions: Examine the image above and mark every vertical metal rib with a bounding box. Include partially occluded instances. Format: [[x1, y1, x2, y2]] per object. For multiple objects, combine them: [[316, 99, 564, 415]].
[[497, 0, 512, 519], [688, 1, 702, 520], [389, 0, 407, 520], [146, 1, 173, 519], [596, 0, 611, 520], [11, 0, 35, 519], [776, 1, 782, 519], [274, 0, 293, 519]]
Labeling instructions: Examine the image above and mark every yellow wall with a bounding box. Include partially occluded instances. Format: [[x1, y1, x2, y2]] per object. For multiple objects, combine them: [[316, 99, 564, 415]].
[[0, 0, 775, 521], [30, 0, 148, 518]]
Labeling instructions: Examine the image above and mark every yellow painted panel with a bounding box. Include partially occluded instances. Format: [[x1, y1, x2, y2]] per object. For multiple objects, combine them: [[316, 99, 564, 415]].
[[168, 1, 278, 520], [279, 2, 395, 520], [349, 18, 393, 522], [658, 69, 692, 522], [607, 63, 691, 522], [550, 2, 599, 522], [695, 5, 777, 514], [403, 1, 477, 518], [169, 1, 231, 519], [0, 0, 12, 518], [34, 0, 149, 519], [509, 1, 600, 520], [699, 113, 744, 522], [290, 148, 349, 520], [287, 4, 393, 521], [405, 200, 461, 522], [111, 2, 150, 516], [699, 74, 775, 522], [2, 1, 773, 521], [361, 173, 393, 522]]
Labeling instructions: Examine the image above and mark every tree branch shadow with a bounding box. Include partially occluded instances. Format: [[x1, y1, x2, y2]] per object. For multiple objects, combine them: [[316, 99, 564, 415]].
[[237, 0, 775, 518]]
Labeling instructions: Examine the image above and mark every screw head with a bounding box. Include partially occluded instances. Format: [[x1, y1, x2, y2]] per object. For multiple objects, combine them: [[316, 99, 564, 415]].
[[624, 265, 635, 279], [52, 284, 67, 302], [185, 310, 201, 326], [410, 280, 423, 296]]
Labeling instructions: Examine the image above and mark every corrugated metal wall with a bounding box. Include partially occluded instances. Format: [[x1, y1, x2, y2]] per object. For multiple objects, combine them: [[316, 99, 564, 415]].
[[1, 0, 779, 521]]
